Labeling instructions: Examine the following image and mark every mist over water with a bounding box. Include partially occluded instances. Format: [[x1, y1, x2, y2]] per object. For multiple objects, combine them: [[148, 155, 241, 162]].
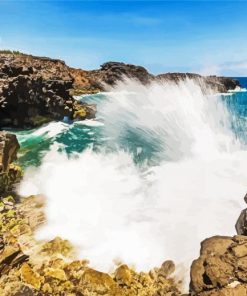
[[17, 79, 247, 284]]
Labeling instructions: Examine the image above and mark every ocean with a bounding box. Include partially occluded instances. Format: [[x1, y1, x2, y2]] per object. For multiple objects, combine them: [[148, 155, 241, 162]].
[[10, 77, 247, 284]]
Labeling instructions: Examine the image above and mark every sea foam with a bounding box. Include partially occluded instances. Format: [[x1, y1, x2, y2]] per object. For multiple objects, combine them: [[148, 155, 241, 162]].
[[18, 78, 247, 286]]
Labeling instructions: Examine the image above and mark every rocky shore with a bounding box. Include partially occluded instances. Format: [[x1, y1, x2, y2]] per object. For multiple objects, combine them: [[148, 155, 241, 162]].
[[0, 51, 240, 128], [0, 51, 245, 295], [1, 132, 247, 295], [0, 52, 96, 128], [0, 131, 183, 296], [70, 62, 240, 95]]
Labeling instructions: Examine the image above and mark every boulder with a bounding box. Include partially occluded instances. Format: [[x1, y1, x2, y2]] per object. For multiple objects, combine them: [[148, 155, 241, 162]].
[[236, 193, 247, 235], [190, 235, 247, 295], [0, 132, 22, 195]]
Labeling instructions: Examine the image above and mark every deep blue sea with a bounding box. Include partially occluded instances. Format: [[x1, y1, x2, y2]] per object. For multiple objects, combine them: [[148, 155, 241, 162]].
[[234, 77, 247, 88]]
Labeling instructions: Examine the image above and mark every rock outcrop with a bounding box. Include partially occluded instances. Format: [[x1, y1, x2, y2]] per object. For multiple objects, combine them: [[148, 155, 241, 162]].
[[0, 194, 182, 296], [189, 193, 247, 296], [70, 62, 240, 95], [0, 131, 182, 295], [157, 73, 240, 94], [190, 235, 247, 295], [69, 61, 154, 95], [0, 52, 240, 126], [0, 52, 96, 128], [0, 132, 22, 195]]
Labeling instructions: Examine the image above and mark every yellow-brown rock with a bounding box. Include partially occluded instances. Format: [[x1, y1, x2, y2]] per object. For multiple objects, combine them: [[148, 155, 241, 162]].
[[40, 236, 73, 257], [20, 263, 42, 289], [115, 264, 133, 286], [190, 235, 247, 295], [44, 267, 67, 281]]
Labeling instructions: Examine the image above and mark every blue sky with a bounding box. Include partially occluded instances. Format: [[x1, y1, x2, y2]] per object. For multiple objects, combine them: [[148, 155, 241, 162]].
[[0, 0, 247, 76]]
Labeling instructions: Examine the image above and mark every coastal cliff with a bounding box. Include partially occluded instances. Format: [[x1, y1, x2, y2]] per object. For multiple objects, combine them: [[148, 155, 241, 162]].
[[0, 51, 245, 295], [70, 62, 240, 95], [0, 52, 95, 128], [0, 51, 240, 128]]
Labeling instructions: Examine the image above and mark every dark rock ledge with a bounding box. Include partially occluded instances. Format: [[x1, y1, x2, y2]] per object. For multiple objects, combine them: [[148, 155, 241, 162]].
[[70, 61, 240, 95], [0, 53, 96, 128], [0, 51, 240, 128]]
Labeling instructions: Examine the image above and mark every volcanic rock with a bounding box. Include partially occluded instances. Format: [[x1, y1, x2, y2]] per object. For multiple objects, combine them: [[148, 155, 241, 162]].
[[0, 52, 95, 128], [157, 73, 240, 93], [70, 61, 240, 94]]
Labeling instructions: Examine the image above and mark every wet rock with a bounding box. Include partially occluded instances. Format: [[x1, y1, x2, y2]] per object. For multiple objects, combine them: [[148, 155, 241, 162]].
[[157, 73, 240, 93], [73, 102, 96, 121]]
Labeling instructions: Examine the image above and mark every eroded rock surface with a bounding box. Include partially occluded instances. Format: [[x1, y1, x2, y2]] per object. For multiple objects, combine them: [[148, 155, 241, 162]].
[[70, 62, 240, 95], [156, 73, 240, 94], [0, 132, 22, 195], [0, 52, 240, 126], [0, 193, 183, 296], [0, 53, 95, 128], [0, 131, 182, 295], [190, 235, 247, 295]]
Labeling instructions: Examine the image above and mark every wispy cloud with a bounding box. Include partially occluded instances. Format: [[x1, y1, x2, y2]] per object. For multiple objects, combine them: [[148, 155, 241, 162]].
[[221, 60, 247, 75], [197, 60, 247, 76]]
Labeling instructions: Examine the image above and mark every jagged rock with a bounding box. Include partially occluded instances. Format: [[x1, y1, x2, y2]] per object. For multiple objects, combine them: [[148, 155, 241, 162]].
[[157, 73, 240, 93], [70, 61, 240, 94], [73, 102, 96, 121], [40, 237, 74, 257], [236, 193, 247, 235], [20, 263, 42, 290], [0, 52, 239, 122], [0, 133, 19, 172], [0, 129, 182, 295], [0, 53, 96, 128], [79, 268, 123, 295], [190, 235, 247, 295], [44, 267, 67, 281], [0, 132, 22, 195]]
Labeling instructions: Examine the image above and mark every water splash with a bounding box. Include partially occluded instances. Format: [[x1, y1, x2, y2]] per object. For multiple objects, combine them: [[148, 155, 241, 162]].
[[18, 78, 247, 286]]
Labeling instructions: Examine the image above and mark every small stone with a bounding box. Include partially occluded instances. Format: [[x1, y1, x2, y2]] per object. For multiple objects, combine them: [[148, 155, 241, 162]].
[[20, 263, 42, 290], [115, 265, 132, 285], [161, 260, 175, 277], [45, 268, 67, 281]]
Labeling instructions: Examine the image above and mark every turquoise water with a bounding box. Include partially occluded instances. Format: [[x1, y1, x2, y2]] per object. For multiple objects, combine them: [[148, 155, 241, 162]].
[[222, 90, 247, 142], [16, 82, 247, 278], [9, 88, 247, 169]]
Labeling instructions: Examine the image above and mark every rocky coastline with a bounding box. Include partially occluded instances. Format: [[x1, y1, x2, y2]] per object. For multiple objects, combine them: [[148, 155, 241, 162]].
[[1, 132, 247, 295], [0, 51, 240, 129], [0, 51, 245, 295], [0, 52, 96, 128], [0, 132, 183, 295]]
